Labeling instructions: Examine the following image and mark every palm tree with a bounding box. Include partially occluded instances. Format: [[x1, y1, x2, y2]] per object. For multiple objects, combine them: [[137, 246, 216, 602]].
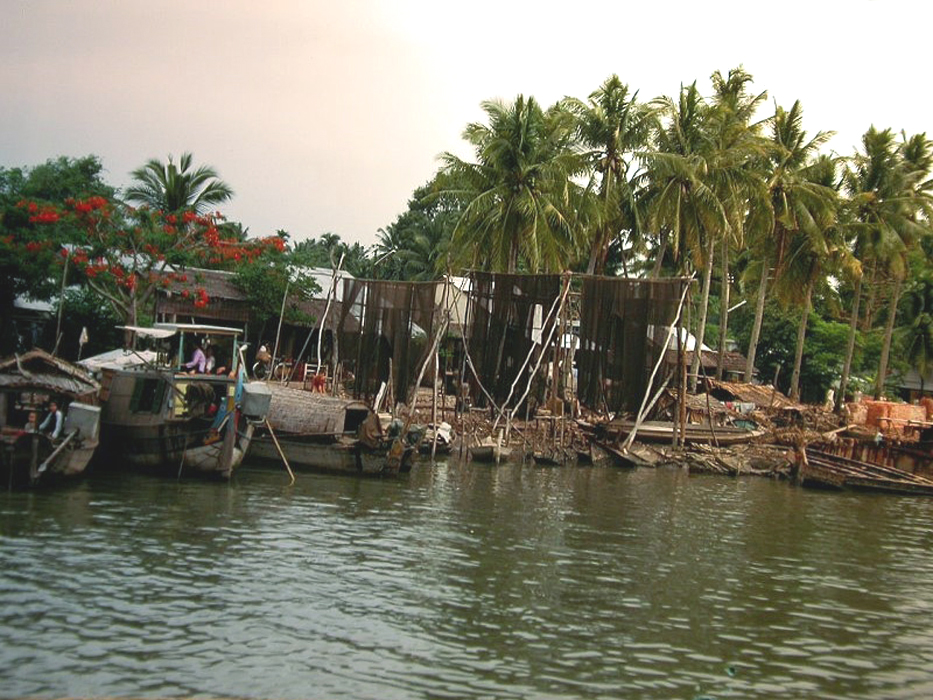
[[645, 67, 769, 390], [900, 273, 933, 396], [125, 152, 233, 214], [438, 95, 589, 273], [644, 82, 727, 390], [743, 101, 836, 382], [564, 76, 654, 275], [839, 128, 933, 401], [775, 155, 846, 400], [705, 67, 771, 381]]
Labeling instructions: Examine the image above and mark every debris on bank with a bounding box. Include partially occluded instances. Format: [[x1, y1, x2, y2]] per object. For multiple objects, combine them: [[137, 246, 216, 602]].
[[393, 379, 933, 492]]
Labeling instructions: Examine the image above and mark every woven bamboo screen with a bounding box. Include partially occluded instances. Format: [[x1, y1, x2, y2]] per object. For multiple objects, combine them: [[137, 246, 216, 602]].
[[577, 276, 687, 414], [337, 279, 439, 406], [465, 272, 561, 407]]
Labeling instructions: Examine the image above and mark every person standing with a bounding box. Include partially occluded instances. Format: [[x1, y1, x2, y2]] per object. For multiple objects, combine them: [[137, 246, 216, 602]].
[[39, 401, 63, 440]]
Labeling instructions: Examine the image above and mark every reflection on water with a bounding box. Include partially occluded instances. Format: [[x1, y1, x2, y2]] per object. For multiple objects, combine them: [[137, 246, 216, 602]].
[[3, 460, 933, 699]]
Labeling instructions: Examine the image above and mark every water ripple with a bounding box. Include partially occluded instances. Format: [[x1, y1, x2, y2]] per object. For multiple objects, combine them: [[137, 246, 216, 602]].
[[3, 465, 933, 698]]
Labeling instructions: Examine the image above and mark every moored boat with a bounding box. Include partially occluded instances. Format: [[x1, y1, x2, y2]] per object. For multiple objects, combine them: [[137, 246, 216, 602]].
[[0, 349, 101, 486], [604, 419, 766, 446], [797, 447, 933, 495], [85, 324, 270, 479], [470, 437, 512, 463], [247, 383, 414, 476]]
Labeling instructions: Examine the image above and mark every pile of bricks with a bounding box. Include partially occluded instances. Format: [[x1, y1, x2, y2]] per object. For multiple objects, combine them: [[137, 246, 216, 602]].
[[853, 399, 929, 435]]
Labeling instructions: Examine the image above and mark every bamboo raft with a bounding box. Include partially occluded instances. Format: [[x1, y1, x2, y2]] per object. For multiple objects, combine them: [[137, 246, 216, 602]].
[[800, 447, 933, 495]]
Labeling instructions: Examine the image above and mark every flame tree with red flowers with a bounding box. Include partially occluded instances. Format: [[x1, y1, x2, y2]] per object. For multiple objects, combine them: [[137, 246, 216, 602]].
[[17, 196, 288, 332], [0, 156, 117, 354]]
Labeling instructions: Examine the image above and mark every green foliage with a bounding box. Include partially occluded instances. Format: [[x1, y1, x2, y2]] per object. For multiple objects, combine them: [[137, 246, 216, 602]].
[[0, 156, 117, 354], [374, 180, 459, 280], [292, 233, 373, 278], [125, 152, 233, 214], [731, 298, 866, 402], [232, 239, 322, 328], [438, 95, 590, 273], [58, 286, 124, 361]]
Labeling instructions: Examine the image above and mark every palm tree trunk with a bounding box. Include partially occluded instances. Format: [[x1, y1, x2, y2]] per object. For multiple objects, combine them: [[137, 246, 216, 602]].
[[836, 275, 863, 412], [863, 261, 878, 331], [651, 230, 669, 278], [875, 276, 903, 399], [588, 179, 614, 275], [745, 264, 769, 382], [586, 228, 604, 275], [789, 279, 813, 401], [508, 235, 519, 274], [716, 236, 730, 381], [689, 236, 715, 393]]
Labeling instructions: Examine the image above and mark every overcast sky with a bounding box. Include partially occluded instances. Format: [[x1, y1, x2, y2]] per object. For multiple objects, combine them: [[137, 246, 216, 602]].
[[2, 0, 929, 248]]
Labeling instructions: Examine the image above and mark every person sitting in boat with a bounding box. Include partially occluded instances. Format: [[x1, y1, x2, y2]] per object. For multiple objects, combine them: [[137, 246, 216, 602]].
[[183, 341, 207, 374], [24, 411, 38, 433], [312, 370, 327, 393], [205, 346, 216, 374], [212, 347, 229, 376], [39, 401, 63, 440]]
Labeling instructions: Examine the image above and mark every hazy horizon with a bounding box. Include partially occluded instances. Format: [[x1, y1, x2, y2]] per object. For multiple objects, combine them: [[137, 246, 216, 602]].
[[2, 0, 929, 248]]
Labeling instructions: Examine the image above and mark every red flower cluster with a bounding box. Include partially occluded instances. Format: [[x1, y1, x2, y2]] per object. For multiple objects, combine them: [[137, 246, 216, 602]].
[[193, 287, 210, 308], [70, 196, 108, 214], [19, 200, 61, 223]]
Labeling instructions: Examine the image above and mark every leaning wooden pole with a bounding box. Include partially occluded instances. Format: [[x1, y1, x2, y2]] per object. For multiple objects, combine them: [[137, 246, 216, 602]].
[[622, 277, 693, 452], [492, 273, 571, 434], [430, 345, 439, 461], [265, 419, 295, 485], [271, 279, 290, 370]]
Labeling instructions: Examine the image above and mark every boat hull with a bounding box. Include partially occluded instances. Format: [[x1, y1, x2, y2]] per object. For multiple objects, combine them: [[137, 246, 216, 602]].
[[470, 444, 512, 463], [98, 418, 253, 478], [605, 420, 764, 446], [248, 432, 413, 477]]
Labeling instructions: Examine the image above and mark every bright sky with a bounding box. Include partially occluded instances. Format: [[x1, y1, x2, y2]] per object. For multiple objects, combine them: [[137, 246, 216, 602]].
[[2, 0, 930, 248]]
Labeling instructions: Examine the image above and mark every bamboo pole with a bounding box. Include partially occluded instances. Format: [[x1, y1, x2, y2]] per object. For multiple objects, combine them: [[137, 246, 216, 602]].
[[430, 344, 439, 461], [492, 273, 571, 435], [265, 418, 295, 485], [490, 276, 565, 433], [52, 252, 69, 357], [622, 277, 692, 452], [271, 279, 290, 370]]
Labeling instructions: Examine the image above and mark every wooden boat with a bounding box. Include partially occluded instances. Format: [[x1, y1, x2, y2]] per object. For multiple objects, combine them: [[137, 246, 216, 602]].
[[0, 349, 101, 487], [798, 447, 933, 495], [417, 421, 455, 456], [87, 324, 271, 479], [576, 442, 610, 465], [247, 384, 414, 476], [532, 446, 574, 466], [596, 441, 663, 469], [470, 437, 512, 463], [604, 419, 766, 446]]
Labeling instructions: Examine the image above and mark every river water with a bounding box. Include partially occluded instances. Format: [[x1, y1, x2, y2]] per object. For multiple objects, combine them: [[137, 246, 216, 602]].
[[2, 459, 933, 699]]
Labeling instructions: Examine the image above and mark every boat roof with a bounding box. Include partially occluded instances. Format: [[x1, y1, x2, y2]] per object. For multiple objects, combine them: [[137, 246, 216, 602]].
[[119, 323, 243, 339], [0, 348, 100, 398], [79, 348, 159, 372]]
